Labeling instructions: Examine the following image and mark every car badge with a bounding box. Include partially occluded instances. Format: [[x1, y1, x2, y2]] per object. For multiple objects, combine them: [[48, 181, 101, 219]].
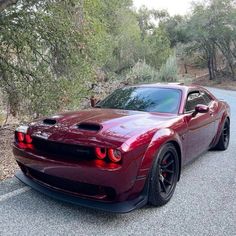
[[33, 131, 51, 140]]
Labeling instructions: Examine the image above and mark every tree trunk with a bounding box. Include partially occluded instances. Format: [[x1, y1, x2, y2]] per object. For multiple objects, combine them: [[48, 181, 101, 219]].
[[215, 41, 235, 79], [184, 63, 188, 74], [208, 58, 213, 80]]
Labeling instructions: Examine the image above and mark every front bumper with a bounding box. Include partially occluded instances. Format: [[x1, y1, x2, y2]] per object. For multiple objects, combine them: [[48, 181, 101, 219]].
[[13, 142, 148, 211], [15, 170, 148, 213]]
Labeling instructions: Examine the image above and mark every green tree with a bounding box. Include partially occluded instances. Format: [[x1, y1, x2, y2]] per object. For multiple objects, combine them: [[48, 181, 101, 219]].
[[160, 15, 189, 47], [104, 8, 142, 74], [183, 0, 236, 80], [0, 0, 112, 116], [0, 0, 176, 119], [144, 28, 172, 69]]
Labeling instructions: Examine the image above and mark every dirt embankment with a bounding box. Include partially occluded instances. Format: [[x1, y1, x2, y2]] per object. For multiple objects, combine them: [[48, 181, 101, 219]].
[[179, 62, 236, 90], [193, 75, 236, 91], [0, 127, 19, 180]]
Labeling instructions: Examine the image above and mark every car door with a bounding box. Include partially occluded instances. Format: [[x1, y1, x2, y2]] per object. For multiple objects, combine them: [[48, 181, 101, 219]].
[[183, 91, 215, 163], [201, 90, 218, 136]]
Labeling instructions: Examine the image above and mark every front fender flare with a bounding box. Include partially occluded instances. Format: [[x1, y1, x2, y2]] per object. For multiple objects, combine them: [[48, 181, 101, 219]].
[[137, 128, 183, 180]]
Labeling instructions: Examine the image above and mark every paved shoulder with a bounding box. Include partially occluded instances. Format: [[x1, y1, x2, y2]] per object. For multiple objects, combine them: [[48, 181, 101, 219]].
[[0, 177, 26, 196]]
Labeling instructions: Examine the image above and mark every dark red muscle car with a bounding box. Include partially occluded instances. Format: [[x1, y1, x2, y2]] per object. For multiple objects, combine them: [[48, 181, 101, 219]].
[[13, 83, 230, 213]]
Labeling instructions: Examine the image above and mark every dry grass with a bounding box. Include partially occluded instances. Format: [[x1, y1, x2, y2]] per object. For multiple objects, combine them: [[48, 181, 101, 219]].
[[179, 63, 236, 90]]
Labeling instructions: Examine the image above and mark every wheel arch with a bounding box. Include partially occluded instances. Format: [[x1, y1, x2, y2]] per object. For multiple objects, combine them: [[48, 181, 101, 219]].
[[212, 112, 230, 148], [138, 128, 183, 182]]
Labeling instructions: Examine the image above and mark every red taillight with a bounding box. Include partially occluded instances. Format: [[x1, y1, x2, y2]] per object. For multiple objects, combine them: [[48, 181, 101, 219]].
[[108, 149, 122, 163], [25, 134, 32, 144], [95, 147, 107, 160], [16, 132, 25, 142]]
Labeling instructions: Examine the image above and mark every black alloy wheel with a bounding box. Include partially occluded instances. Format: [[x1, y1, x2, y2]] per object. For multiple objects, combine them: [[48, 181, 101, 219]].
[[159, 151, 176, 198], [148, 143, 179, 206], [223, 121, 230, 148], [214, 119, 230, 151]]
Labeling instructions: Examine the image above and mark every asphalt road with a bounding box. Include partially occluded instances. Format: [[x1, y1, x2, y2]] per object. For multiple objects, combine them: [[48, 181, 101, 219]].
[[0, 87, 235, 236]]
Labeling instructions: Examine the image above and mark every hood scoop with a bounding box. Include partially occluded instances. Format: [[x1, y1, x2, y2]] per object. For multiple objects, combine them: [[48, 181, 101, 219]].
[[77, 123, 101, 132], [43, 119, 57, 125]]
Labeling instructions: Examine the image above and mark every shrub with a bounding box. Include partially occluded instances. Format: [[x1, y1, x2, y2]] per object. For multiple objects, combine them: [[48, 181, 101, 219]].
[[126, 61, 159, 83], [158, 54, 178, 82]]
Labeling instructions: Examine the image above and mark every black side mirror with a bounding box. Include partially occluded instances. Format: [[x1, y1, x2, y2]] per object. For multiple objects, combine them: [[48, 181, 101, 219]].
[[192, 104, 209, 117]]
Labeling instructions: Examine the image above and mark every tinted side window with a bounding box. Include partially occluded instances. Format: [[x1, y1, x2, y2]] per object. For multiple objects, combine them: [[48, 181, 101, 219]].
[[201, 91, 213, 105], [185, 91, 207, 112]]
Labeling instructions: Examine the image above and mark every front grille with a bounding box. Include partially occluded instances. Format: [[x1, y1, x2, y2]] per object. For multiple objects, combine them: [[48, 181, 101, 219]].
[[32, 137, 95, 161], [19, 164, 116, 201]]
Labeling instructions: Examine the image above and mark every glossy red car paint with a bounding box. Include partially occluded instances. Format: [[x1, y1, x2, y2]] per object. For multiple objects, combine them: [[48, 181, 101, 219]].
[[13, 84, 230, 212]]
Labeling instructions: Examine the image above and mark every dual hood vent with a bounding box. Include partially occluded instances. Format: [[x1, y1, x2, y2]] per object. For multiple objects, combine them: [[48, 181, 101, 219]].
[[43, 119, 101, 132], [77, 123, 101, 132], [43, 119, 57, 125]]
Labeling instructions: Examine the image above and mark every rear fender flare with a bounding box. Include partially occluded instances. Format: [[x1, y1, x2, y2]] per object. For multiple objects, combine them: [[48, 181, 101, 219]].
[[212, 112, 230, 147]]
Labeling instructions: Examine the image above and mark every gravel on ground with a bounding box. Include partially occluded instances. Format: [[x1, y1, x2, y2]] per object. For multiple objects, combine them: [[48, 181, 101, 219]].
[[0, 126, 19, 180]]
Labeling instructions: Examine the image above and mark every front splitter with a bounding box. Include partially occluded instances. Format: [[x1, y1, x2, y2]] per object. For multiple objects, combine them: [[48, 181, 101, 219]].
[[15, 170, 148, 213]]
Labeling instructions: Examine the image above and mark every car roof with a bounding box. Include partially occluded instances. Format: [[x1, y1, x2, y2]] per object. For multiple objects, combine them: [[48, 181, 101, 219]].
[[128, 83, 205, 93], [122, 83, 216, 114]]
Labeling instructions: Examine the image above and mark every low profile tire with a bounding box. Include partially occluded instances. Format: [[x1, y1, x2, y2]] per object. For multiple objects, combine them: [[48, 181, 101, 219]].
[[148, 143, 179, 207], [214, 119, 230, 151]]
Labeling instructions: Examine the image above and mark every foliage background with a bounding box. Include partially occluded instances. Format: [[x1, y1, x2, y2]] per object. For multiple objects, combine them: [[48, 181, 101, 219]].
[[0, 0, 236, 121]]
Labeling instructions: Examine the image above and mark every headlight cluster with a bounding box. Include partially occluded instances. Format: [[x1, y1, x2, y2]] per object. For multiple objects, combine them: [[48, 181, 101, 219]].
[[15, 125, 32, 144], [15, 125, 122, 163]]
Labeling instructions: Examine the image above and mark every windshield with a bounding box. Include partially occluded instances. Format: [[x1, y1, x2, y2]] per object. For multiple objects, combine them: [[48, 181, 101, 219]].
[[97, 87, 181, 114]]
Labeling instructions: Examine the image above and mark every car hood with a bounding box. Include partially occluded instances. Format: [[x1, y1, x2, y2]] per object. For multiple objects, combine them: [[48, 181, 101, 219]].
[[30, 109, 176, 146]]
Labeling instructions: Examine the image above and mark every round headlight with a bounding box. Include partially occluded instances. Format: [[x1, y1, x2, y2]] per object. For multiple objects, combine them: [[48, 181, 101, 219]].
[[95, 147, 107, 160], [108, 149, 122, 163]]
